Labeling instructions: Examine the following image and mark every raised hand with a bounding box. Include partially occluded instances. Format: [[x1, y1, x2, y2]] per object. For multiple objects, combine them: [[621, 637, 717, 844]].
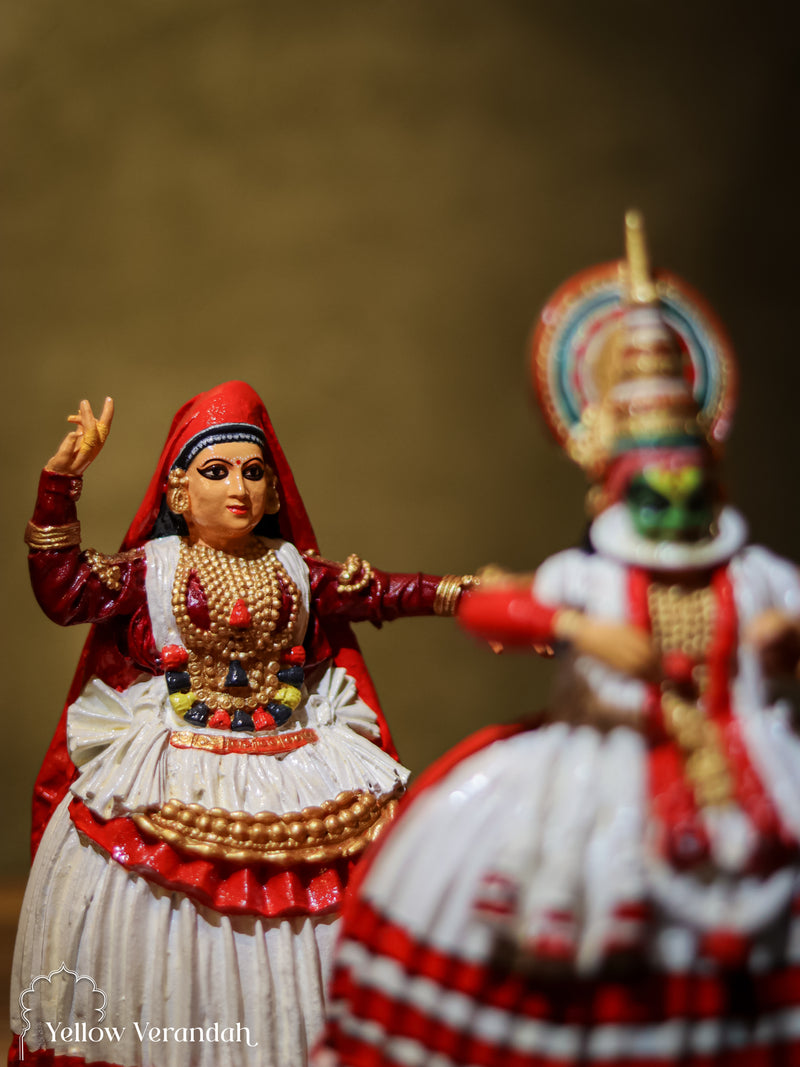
[[46, 396, 115, 476], [745, 608, 800, 677]]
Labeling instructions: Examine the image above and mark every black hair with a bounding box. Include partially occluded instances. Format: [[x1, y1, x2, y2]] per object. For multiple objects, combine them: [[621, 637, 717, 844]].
[[174, 424, 267, 471], [150, 497, 189, 539]]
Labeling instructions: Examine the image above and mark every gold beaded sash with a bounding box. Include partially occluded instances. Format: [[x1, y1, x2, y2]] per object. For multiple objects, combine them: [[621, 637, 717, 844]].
[[132, 788, 401, 865]]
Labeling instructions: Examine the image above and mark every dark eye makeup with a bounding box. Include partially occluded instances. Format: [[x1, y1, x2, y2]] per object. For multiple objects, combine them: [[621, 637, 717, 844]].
[[196, 459, 266, 481], [198, 463, 229, 481], [243, 463, 265, 481]]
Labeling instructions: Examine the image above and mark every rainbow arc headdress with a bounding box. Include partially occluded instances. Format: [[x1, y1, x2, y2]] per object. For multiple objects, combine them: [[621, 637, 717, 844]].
[[530, 212, 737, 490]]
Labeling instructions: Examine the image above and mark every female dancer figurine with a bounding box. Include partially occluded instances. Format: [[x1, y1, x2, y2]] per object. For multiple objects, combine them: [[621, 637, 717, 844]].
[[317, 214, 800, 1066], [11, 381, 472, 1067]]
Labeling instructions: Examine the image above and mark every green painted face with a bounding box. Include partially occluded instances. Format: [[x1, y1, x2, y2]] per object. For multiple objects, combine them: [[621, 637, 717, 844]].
[[625, 464, 716, 542]]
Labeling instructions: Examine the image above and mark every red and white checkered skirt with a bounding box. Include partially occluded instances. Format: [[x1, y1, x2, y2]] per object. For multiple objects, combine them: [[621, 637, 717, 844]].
[[315, 722, 800, 1067]]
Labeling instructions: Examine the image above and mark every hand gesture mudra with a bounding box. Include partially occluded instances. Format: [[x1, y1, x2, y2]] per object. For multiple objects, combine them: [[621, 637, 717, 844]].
[[746, 607, 800, 677], [560, 613, 661, 682], [46, 397, 115, 476]]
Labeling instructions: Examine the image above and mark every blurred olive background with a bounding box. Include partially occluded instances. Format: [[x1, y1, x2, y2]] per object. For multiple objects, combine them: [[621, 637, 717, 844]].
[[1, 0, 798, 880]]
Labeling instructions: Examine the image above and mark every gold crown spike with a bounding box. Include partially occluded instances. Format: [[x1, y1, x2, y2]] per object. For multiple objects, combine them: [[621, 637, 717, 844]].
[[624, 209, 658, 305]]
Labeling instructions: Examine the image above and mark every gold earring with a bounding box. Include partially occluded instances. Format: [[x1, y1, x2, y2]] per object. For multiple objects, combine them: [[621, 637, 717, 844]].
[[167, 468, 190, 515]]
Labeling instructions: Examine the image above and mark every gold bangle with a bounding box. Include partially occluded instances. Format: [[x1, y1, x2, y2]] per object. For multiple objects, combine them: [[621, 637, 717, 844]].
[[24, 520, 82, 551], [434, 574, 476, 616]]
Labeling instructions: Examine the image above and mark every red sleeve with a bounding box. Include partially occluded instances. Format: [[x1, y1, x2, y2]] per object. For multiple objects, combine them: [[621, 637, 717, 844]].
[[457, 583, 558, 647], [28, 468, 148, 627], [306, 555, 441, 627]]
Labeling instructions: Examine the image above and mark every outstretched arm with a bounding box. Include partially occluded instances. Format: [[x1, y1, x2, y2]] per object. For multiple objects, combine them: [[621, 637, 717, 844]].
[[307, 553, 474, 625], [458, 580, 660, 682]]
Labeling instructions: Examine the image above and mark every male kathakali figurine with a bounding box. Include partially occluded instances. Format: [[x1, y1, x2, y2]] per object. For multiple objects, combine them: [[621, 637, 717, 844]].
[[316, 214, 800, 1066], [10, 381, 473, 1067]]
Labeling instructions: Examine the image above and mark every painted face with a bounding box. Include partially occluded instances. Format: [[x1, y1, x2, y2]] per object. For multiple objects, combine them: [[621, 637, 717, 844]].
[[184, 441, 273, 549], [625, 463, 716, 542]]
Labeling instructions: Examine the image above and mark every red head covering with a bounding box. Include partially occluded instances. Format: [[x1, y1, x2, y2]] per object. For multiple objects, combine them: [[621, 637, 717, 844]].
[[30, 382, 389, 855], [123, 380, 318, 552]]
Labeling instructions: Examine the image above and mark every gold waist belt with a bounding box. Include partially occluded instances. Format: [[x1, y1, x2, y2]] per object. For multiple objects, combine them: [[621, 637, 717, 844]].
[[168, 728, 318, 755], [132, 788, 401, 866]]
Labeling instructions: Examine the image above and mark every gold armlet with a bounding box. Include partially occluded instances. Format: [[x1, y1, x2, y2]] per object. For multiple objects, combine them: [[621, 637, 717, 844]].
[[336, 553, 373, 594], [24, 520, 81, 551], [434, 574, 477, 617], [85, 548, 122, 590], [84, 547, 145, 590], [553, 608, 584, 642]]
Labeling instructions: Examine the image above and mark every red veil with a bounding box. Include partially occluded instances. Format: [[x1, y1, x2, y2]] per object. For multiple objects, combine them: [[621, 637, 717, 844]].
[[30, 381, 393, 855]]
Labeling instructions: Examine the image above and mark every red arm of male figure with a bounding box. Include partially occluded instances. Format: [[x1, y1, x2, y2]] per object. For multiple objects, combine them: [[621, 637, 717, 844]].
[[458, 580, 660, 681], [457, 583, 559, 647]]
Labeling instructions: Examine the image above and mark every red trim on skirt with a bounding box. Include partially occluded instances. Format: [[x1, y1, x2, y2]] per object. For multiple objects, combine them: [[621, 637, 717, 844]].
[[8, 1038, 123, 1066], [324, 1020, 800, 1067], [319, 897, 800, 1066], [69, 797, 353, 918]]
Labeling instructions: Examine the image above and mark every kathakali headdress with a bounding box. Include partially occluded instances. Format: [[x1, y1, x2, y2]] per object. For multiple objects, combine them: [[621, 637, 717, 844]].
[[530, 211, 737, 509]]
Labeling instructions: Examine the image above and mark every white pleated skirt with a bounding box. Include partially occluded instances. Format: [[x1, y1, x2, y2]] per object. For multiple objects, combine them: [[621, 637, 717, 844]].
[[12, 796, 339, 1067]]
